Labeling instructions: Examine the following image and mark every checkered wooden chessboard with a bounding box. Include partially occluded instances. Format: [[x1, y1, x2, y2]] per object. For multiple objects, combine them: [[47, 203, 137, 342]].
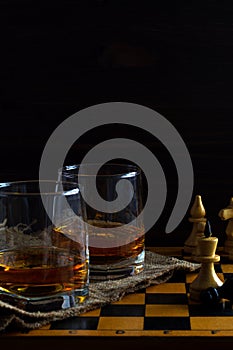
[[4, 247, 233, 338]]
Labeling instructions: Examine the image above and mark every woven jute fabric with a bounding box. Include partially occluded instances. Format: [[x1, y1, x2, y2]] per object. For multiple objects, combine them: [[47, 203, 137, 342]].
[[0, 250, 200, 333]]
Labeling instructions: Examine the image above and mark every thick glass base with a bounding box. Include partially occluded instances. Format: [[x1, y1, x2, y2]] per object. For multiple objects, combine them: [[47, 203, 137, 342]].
[[89, 249, 145, 281], [0, 287, 89, 312]]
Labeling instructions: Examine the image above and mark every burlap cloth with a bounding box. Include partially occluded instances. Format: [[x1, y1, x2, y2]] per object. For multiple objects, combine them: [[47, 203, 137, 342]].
[[0, 250, 200, 333]]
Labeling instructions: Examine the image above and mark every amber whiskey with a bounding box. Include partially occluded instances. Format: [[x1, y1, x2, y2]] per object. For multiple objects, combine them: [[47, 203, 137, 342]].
[[87, 220, 145, 266], [0, 246, 88, 298]]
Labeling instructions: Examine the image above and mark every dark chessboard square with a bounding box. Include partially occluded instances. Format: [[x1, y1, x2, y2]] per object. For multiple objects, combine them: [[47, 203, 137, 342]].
[[214, 264, 223, 273], [134, 287, 146, 293], [189, 301, 233, 317], [146, 293, 188, 304], [144, 316, 191, 330], [167, 270, 186, 283], [223, 273, 233, 280], [186, 284, 190, 293], [50, 316, 99, 330], [100, 304, 145, 316]]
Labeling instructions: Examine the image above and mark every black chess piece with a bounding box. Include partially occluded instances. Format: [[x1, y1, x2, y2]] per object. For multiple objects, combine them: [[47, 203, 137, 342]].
[[200, 277, 233, 304]]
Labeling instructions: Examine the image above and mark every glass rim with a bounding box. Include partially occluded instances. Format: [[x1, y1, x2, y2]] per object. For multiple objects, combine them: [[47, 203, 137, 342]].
[[60, 163, 141, 177], [0, 180, 81, 196]]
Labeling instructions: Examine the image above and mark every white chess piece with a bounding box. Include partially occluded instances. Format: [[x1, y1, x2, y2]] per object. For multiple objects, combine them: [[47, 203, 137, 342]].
[[184, 195, 206, 254]]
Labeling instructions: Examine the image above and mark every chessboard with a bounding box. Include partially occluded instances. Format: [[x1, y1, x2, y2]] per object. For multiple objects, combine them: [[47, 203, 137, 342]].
[[3, 246, 233, 341]]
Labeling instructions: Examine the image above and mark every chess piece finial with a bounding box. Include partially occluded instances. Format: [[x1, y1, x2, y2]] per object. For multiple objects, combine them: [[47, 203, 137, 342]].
[[218, 197, 233, 257], [184, 195, 207, 254], [189, 220, 223, 301], [190, 195, 206, 218]]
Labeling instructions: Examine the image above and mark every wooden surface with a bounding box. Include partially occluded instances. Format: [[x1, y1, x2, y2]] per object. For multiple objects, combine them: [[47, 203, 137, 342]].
[[2, 246, 233, 347]]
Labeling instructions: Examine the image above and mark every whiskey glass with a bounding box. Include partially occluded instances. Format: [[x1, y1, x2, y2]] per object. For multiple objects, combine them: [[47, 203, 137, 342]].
[[59, 163, 145, 281], [0, 180, 89, 311]]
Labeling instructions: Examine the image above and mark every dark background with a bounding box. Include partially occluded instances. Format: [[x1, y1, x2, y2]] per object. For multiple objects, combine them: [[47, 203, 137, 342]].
[[1, 0, 233, 246]]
